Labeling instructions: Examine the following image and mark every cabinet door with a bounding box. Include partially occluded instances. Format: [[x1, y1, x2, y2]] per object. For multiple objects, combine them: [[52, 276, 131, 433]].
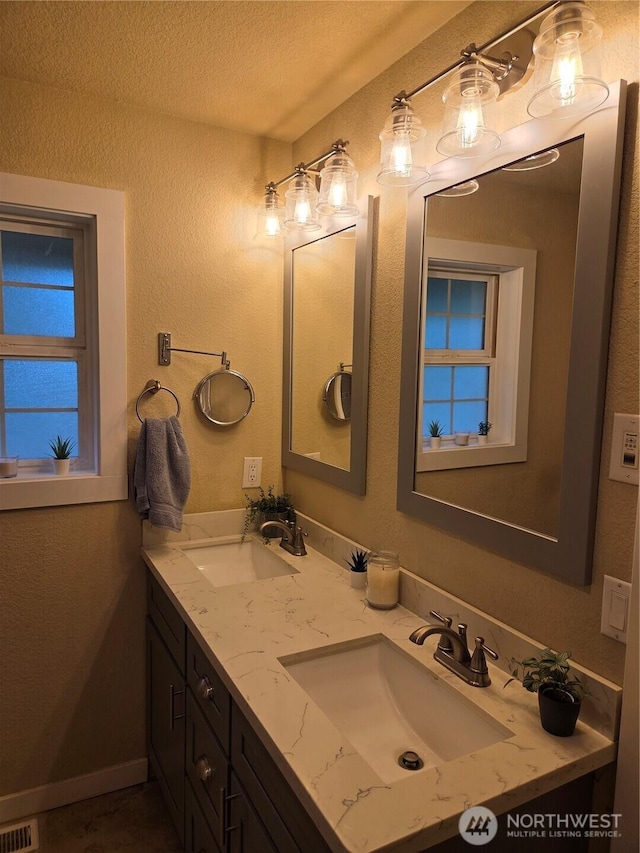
[[148, 618, 186, 844], [185, 779, 220, 853], [227, 772, 278, 853]]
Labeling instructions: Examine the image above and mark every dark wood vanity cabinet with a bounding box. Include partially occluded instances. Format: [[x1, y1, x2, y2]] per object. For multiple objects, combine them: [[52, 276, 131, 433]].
[[147, 575, 187, 845], [147, 572, 331, 853]]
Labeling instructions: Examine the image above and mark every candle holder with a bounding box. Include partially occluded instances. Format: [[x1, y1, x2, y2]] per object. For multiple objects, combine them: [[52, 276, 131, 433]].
[[0, 456, 19, 478], [366, 551, 400, 609]]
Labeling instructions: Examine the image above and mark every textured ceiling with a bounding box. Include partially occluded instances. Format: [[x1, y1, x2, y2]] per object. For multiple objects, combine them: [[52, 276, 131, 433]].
[[0, 0, 472, 141]]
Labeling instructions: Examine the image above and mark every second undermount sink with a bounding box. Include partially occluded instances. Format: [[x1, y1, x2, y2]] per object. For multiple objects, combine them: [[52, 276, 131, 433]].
[[181, 536, 299, 587], [281, 635, 513, 783]]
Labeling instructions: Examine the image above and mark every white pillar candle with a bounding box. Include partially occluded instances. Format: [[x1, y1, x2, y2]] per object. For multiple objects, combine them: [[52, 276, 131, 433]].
[[366, 551, 399, 609]]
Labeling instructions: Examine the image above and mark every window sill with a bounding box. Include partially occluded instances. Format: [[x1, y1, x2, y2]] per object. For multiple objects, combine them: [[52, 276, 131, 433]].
[[417, 440, 527, 472], [0, 472, 128, 510]]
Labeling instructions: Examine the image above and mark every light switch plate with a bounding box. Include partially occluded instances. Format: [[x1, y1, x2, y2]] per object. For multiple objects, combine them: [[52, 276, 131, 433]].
[[601, 574, 632, 642], [609, 413, 639, 484]]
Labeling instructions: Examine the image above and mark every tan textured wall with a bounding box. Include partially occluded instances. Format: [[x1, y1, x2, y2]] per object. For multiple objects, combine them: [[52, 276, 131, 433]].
[[287, 0, 639, 685], [0, 79, 290, 795]]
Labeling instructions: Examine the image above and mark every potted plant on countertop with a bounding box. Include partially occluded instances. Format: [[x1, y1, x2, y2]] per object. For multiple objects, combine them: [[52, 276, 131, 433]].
[[477, 421, 492, 445], [428, 420, 444, 450], [243, 485, 295, 542], [49, 435, 75, 475], [346, 549, 368, 589], [505, 647, 587, 737]]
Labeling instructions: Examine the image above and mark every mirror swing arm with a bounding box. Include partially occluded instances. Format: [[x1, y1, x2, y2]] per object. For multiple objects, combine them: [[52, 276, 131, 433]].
[[397, 81, 627, 585]]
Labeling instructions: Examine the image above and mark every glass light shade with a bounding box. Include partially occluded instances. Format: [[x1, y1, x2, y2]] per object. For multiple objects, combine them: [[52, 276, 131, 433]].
[[502, 148, 560, 171], [437, 62, 500, 158], [317, 152, 359, 216], [284, 172, 321, 232], [377, 101, 429, 186], [437, 179, 480, 197], [527, 2, 608, 118], [256, 187, 283, 238]]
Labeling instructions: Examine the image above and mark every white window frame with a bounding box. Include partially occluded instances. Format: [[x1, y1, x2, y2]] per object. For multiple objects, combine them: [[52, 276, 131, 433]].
[[417, 237, 536, 473], [0, 172, 127, 509]]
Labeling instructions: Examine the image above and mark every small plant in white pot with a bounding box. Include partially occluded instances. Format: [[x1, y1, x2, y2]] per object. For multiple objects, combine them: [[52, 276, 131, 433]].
[[346, 549, 368, 589], [49, 435, 75, 475], [505, 648, 587, 737], [477, 421, 492, 445], [428, 420, 444, 449]]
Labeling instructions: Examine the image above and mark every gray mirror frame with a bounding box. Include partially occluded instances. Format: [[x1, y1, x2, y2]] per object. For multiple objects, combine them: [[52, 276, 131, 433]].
[[283, 195, 375, 494], [398, 81, 627, 586]]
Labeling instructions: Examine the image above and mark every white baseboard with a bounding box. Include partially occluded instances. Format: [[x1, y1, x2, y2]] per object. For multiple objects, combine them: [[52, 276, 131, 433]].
[[0, 758, 148, 825]]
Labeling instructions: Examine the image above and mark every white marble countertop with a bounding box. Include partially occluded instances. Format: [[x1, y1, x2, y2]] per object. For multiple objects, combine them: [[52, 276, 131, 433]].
[[141, 512, 619, 852]]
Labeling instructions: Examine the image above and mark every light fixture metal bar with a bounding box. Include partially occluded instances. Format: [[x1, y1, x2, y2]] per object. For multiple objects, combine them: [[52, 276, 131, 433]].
[[269, 139, 349, 189], [397, 0, 558, 103]]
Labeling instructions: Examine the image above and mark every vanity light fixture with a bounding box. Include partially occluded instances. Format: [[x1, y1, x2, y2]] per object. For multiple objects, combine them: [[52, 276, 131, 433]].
[[256, 139, 359, 238], [284, 166, 321, 232], [256, 182, 283, 238], [527, 2, 608, 118], [375, 1, 607, 187]]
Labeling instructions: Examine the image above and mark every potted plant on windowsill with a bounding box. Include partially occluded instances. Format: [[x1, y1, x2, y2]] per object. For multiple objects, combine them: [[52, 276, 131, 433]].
[[243, 485, 295, 541], [49, 435, 75, 475], [346, 549, 368, 589], [428, 420, 444, 450], [505, 648, 587, 737], [477, 421, 492, 446]]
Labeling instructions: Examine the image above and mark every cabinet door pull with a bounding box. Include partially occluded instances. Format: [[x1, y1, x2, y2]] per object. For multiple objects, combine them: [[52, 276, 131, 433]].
[[169, 683, 184, 730], [195, 755, 213, 782], [196, 675, 215, 701], [221, 787, 240, 836]]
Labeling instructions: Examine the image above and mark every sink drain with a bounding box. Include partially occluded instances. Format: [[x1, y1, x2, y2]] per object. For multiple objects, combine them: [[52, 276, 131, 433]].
[[398, 750, 424, 771]]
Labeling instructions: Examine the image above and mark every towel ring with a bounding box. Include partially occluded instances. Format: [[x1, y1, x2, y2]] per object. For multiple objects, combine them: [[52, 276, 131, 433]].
[[136, 380, 181, 423]]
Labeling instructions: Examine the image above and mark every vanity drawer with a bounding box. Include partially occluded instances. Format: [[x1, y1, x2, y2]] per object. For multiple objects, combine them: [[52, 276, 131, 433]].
[[186, 691, 229, 850], [148, 573, 186, 675], [187, 631, 231, 751], [185, 777, 221, 853], [231, 702, 331, 853]]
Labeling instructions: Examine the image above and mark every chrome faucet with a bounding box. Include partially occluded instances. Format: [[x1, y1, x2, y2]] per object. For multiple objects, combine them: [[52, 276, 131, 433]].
[[258, 518, 307, 556], [409, 610, 498, 687]]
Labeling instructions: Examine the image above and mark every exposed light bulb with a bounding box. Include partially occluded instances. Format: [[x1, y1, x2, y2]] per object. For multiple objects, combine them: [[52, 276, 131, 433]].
[[390, 131, 414, 177], [553, 35, 584, 105], [456, 97, 484, 148], [264, 209, 281, 237], [377, 99, 428, 186], [294, 197, 312, 226]]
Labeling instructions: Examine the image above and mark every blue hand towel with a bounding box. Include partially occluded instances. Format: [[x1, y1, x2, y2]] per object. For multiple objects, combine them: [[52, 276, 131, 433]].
[[133, 416, 191, 531]]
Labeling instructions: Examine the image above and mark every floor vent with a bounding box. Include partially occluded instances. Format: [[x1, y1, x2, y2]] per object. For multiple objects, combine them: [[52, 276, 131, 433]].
[[0, 819, 39, 853]]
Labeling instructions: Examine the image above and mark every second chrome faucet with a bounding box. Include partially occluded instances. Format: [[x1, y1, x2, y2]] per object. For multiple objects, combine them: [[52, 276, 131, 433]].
[[409, 610, 498, 688]]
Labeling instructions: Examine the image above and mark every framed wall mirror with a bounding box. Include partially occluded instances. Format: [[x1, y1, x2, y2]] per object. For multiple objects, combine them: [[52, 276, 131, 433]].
[[398, 81, 626, 585], [283, 195, 375, 494]]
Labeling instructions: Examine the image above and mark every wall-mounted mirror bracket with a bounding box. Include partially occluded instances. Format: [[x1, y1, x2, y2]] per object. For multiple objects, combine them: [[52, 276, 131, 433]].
[[158, 331, 229, 368]]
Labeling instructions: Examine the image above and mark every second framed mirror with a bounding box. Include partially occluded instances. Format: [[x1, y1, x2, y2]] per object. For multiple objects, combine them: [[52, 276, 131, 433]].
[[282, 195, 375, 494]]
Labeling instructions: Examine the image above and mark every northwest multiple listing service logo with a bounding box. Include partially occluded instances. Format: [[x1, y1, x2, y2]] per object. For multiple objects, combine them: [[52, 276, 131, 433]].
[[459, 807, 498, 845], [458, 806, 623, 846]]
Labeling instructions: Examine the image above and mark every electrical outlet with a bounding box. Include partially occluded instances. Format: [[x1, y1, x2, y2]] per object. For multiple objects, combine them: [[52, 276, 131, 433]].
[[242, 457, 262, 489]]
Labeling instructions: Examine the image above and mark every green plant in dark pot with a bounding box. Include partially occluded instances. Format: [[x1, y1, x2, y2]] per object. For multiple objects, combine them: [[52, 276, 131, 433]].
[[346, 549, 368, 589], [243, 485, 294, 541], [505, 648, 587, 737]]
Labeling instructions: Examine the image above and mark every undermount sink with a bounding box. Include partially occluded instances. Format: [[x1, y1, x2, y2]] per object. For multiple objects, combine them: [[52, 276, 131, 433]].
[[181, 536, 299, 587], [281, 635, 513, 783]]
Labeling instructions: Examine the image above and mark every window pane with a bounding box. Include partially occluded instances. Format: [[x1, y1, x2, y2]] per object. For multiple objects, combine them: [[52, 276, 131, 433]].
[[453, 401, 487, 433], [453, 366, 489, 399], [3, 286, 75, 336], [423, 403, 451, 436], [425, 315, 447, 349], [4, 360, 78, 409], [449, 316, 485, 349], [426, 277, 448, 312], [424, 366, 452, 401], [6, 412, 78, 459], [1, 231, 74, 287], [451, 279, 486, 314]]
